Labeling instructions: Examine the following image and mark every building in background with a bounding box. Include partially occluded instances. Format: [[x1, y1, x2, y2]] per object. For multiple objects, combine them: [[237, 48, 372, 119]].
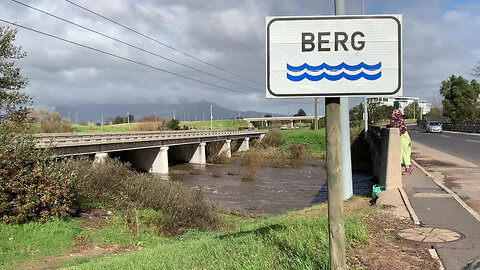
[[368, 96, 432, 115]]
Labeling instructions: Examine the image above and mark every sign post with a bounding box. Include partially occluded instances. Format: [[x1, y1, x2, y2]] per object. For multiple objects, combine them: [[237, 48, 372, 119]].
[[266, 12, 402, 270]]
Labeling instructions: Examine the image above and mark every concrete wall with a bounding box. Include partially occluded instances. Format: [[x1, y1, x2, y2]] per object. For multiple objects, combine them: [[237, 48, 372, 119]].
[[111, 147, 169, 174], [368, 126, 402, 190], [169, 143, 206, 164]]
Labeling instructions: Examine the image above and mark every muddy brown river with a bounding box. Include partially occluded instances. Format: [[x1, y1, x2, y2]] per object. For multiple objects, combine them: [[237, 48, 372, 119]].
[[156, 158, 374, 215]]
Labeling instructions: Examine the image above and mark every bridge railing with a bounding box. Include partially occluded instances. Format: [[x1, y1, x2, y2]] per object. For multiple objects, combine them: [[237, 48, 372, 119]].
[[35, 130, 266, 147]]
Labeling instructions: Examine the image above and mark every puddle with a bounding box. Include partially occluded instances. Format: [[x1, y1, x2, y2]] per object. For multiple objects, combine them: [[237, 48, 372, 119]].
[[156, 158, 375, 215]]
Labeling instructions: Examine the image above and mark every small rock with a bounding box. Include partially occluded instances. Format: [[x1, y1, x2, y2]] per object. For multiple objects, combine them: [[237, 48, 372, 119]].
[[107, 211, 113, 215]]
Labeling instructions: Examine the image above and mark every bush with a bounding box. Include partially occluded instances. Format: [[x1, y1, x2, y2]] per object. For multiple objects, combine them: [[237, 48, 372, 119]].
[[261, 130, 282, 148], [206, 142, 230, 164], [34, 110, 73, 133], [69, 158, 219, 236], [134, 122, 163, 131], [289, 144, 305, 168], [0, 124, 74, 223]]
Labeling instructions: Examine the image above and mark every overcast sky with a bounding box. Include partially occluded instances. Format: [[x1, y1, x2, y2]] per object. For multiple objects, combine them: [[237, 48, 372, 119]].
[[1, 0, 480, 115]]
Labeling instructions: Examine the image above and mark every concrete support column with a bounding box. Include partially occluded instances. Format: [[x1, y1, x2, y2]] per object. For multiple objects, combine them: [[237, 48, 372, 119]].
[[219, 139, 232, 157], [238, 138, 249, 152], [94, 152, 108, 163], [291, 120, 294, 128], [151, 146, 169, 174], [191, 142, 206, 164], [259, 134, 265, 141]]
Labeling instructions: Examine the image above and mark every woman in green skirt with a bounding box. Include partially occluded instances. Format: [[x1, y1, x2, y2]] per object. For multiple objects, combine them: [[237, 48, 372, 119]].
[[390, 109, 414, 175]]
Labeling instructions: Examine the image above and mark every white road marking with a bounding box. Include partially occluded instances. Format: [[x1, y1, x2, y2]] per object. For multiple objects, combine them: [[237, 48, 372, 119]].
[[467, 139, 480, 143], [440, 135, 450, 138]]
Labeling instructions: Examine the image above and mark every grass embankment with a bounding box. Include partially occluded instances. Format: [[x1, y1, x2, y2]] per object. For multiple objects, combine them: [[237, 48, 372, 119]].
[[0, 219, 81, 266], [281, 129, 326, 158], [72, 123, 137, 133], [0, 198, 369, 269], [182, 119, 249, 130]]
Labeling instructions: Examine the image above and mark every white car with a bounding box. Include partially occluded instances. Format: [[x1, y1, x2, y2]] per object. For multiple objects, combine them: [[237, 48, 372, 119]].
[[426, 121, 443, 133]]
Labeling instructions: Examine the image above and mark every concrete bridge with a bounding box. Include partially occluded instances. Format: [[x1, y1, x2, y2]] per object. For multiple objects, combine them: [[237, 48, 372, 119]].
[[244, 116, 323, 128], [35, 130, 266, 174]]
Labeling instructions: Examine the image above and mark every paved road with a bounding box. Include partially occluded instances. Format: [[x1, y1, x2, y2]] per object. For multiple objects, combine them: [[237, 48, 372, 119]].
[[409, 127, 480, 165]]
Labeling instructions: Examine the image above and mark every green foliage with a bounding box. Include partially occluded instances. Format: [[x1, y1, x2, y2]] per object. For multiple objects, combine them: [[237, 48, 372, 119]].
[[294, 108, 307, 116], [403, 101, 422, 119], [367, 103, 395, 124], [261, 129, 283, 148], [440, 75, 480, 123], [349, 103, 364, 122], [0, 219, 81, 266], [0, 27, 31, 123], [168, 118, 181, 130], [393, 101, 400, 109], [0, 124, 75, 223], [264, 113, 272, 117]]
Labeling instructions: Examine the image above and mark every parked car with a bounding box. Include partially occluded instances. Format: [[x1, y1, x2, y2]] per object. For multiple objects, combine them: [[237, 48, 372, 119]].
[[426, 121, 442, 133], [280, 125, 288, 130]]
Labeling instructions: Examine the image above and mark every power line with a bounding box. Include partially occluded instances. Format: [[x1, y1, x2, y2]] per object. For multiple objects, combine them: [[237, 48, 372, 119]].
[[11, 0, 262, 93], [0, 18, 260, 98], [65, 0, 264, 87]]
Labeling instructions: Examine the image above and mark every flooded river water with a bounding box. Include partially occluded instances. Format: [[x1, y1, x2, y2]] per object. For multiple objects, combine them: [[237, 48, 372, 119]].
[[156, 158, 374, 215]]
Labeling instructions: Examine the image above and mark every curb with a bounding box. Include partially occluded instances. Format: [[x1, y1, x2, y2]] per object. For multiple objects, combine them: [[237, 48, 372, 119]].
[[398, 187, 421, 225], [429, 249, 445, 270], [411, 159, 480, 223]]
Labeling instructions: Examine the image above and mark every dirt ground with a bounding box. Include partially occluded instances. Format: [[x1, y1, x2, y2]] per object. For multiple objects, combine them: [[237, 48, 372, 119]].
[[348, 204, 439, 270]]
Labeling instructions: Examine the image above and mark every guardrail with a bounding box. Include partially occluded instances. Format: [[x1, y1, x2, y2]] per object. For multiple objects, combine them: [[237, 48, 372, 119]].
[[441, 123, 480, 133], [35, 130, 266, 148]]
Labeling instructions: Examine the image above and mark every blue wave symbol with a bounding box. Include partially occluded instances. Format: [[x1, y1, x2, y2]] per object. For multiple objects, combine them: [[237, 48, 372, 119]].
[[287, 71, 382, 82], [287, 62, 381, 72]]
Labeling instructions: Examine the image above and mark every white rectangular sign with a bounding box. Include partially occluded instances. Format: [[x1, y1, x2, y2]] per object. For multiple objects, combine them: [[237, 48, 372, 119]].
[[266, 15, 402, 98]]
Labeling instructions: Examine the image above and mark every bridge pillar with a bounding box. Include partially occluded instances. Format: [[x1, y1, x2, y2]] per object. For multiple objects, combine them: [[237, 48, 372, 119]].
[[291, 120, 294, 128], [151, 146, 169, 174], [237, 138, 249, 152], [189, 143, 206, 164], [94, 152, 108, 163], [219, 140, 231, 157]]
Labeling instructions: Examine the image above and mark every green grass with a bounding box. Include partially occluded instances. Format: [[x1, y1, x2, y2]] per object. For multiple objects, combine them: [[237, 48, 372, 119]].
[[281, 129, 326, 158], [0, 219, 81, 266], [182, 119, 249, 130], [72, 124, 137, 133], [69, 206, 367, 270]]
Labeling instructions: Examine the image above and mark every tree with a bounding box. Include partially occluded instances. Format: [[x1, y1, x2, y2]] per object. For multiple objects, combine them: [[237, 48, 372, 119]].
[[403, 101, 422, 119], [127, 114, 134, 123], [349, 102, 364, 122], [426, 107, 448, 122], [393, 101, 400, 109], [263, 113, 272, 118], [294, 108, 307, 116], [367, 103, 394, 124], [440, 75, 480, 123], [168, 118, 180, 130], [0, 27, 30, 123], [473, 60, 480, 79]]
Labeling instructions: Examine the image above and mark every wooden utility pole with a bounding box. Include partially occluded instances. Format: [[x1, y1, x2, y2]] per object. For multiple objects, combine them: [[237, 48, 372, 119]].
[[325, 97, 346, 269]]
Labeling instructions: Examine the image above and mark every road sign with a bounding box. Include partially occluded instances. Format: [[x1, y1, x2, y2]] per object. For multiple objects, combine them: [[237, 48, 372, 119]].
[[266, 15, 402, 98]]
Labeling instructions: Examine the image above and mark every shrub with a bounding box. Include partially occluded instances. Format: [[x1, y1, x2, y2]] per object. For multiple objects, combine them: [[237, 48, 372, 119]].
[[261, 130, 282, 148], [134, 122, 163, 131], [289, 144, 305, 168], [206, 142, 230, 164], [69, 158, 219, 236], [34, 110, 73, 133], [0, 124, 74, 223]]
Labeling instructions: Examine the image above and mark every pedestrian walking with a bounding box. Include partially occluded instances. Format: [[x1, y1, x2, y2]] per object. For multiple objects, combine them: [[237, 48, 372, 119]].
[[390, 109, 414, 175]]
